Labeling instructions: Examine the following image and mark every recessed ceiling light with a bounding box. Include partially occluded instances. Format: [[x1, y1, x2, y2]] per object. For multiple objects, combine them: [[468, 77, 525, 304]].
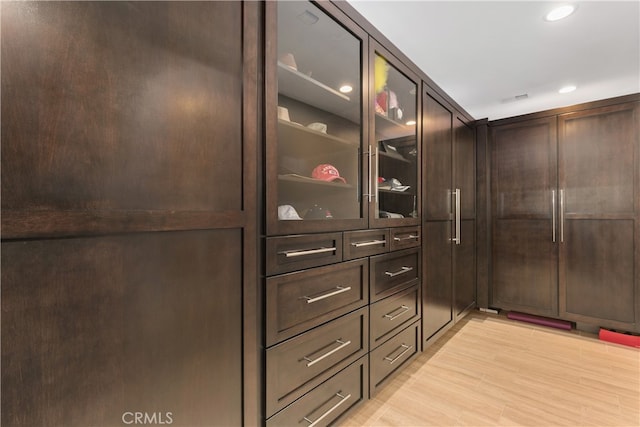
[[339, 85, 353, 94], [545, 5, 576, 22], [559, 85, 577, 94]]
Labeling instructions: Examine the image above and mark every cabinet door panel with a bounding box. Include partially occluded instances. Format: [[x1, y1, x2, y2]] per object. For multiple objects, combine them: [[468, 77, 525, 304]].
[[454, 220, 476, 317], [424, 93, 452, 221], [491, 118, 557, 219], [492, 220, 558, 316], [423, 221, 453, 340], [1, 230, 243, 427], [561, 220, 635, 324], [454, 117, 476, 219], [559, 104, 637, 215]]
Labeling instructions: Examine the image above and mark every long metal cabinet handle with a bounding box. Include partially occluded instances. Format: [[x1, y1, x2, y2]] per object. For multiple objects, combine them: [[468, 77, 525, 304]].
[[384, 305, 410, 321], [302, 286, 351, 304], [451, 189, 461, 245], [384, 344, 413, 364], [367, 145, 372, 203], [393, 235, 419, 241], [351, 239, 386, 248], [384, 266, 413, 277], [374, 145, 379, 202], [552, 189, 556, 243], [279, 247, 336, 258], [560, 189, 565, 243], [303, 393, 352, 427], [303, 339, 351, 367]]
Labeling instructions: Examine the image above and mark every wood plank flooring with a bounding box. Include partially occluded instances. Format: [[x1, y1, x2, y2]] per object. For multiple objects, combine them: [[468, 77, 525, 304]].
[[339, 311, 640, 426]]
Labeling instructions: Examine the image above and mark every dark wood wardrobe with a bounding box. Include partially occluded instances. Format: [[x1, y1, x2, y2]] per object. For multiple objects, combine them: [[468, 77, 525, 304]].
[[1, 2, 260, 425]]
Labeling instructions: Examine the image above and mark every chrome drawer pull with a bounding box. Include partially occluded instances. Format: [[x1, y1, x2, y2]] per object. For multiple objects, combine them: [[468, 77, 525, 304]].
[[351, 239, 386, 248], [303, 392, 352, 427], [303, 339, 351, 367], [393, 234, 419, 241], [302, 286, 352, 304], [384, 344, 413, 365], [384, 266, 413, 277], [384, 305, 410, 321], [279, 247, 336, 258]]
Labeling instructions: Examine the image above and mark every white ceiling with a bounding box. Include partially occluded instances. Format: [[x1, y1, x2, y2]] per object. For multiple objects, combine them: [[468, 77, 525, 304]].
[[347, 0, 640, 120]]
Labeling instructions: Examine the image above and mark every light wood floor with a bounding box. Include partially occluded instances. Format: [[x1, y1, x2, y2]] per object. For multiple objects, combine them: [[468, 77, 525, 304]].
[[339, 311, 640, 426]]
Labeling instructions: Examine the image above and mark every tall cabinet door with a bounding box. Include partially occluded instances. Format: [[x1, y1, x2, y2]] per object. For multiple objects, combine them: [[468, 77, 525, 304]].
[[266, 1, 368, 235], [423, 90, 454, 340], [369, 42, 420, 228], [453, 116, 476, 319], [490, 117, 558, 317], [558, 102, 639, 330]]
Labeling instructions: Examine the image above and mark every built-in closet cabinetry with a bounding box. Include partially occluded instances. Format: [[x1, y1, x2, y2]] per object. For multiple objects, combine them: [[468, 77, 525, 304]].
[[422, 88, 477, 345], [1, 2, 259, 426], [264, 1, 422, 424], [489, 97, 640, 332]]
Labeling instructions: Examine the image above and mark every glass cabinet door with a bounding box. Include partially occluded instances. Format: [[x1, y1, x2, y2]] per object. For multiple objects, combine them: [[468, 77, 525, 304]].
[[370, 47, 420, 226], [266, 1, 367, 235]]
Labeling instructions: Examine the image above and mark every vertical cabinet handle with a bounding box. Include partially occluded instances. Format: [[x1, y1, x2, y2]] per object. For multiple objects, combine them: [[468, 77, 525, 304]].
[[552, 189, 556, 243], [367, 145, 372, 203], [451, 189, 461, 245], [303, 392, 352, 427], [374, 145, 379, 202], [560, 189, 565, 243]]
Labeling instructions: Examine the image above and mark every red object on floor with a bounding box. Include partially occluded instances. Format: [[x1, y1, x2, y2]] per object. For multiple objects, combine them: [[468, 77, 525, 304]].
[[507, 311, 572, 330], [599, 328, 640, 348]]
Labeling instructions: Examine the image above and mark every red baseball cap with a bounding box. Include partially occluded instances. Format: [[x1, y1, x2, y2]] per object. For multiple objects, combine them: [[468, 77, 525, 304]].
[[311, 164, 346, 184]]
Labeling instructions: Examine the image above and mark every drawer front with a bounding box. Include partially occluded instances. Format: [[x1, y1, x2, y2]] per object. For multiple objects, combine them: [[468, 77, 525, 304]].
[[266, 233, 343, 276], [370, 320, 420, 396], [267, 357, 369, 427], [266, 307, 369, 417], [370, 248, 420, 302], [266, 259, 369, 346], [370, 285, 420, 349], [389, 226, 421, 251], [343, 229, 390, 260]]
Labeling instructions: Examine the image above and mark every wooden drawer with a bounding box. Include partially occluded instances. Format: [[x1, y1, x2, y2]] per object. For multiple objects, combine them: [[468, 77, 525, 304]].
[[343, 229, 390, 260], [266, 307, 369, 417], [390, 226, 421, 251], [370, 320, 420, 396], [266, 259, 369, 346], [266, 357, 369, 427], [370, 285, 420, 349], [266, 233, 343, 276], [370, 248, 420, 302]]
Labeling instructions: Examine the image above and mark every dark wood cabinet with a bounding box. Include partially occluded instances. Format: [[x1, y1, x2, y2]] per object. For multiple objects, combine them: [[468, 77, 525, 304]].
[[1, 2, 259, 425], [489, 98, 639, 332], [558, 102, 639, 330], [422, 89, 476, 344], [490, 116, 558, 316]]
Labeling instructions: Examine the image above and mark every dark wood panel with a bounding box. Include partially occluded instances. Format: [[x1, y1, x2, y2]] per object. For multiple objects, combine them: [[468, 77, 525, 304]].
[[560, 220, 635, 325], [389, 226, 421, 251], [1, 230, 243, 427], [1, 1, 242, 214], [454, 116, 476, 219], [423, 91, 453, 221], [490, 117, 557, 219], [343, 229, 390, 260], [559, 103, 638, 215], [422, 221, 453, 340], [475, 120, 490, 309], [370, 285, 420, 349], [265, 259, 368, 346], [454, 220, 476, 317], [370, 248, 420, 302], [492, 219, 558, 316]]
